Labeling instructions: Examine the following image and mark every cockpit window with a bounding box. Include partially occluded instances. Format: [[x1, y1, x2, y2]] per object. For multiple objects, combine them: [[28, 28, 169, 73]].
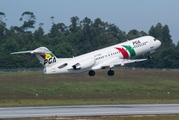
[[154, 38, 156, 41]]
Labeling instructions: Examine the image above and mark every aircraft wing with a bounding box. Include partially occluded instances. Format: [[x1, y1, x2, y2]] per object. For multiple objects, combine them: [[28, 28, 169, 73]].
[[101, 58, 147, 68]]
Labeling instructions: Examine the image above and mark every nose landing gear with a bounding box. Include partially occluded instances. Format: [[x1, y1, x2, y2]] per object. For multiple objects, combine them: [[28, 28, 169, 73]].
[[148, 55, 152, 59]]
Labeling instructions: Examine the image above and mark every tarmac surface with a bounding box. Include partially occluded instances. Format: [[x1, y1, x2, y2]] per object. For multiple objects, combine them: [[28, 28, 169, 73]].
[[0, 104, 179, 118]]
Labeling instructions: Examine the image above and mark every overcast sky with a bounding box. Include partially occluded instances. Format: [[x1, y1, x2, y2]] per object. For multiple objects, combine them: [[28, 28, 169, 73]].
[[1, 0, 179, 44]]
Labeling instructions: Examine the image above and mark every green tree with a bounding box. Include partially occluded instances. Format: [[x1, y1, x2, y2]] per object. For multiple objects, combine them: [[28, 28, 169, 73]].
[[0, 38, 19, 54], [0, 15, 178, 69], [127, 29, 140, 40], [0, 12, 6, 26], [19, 11, 36, 32], [162, 25, 173, 48], [49, 23, 68, 38], [149, 23, 162, 41], [0, 24, 6, 42], [69, 16, 80, 33], [50, 16, 55, 24], [140, 31, 148, 36], [53, 42, 76, 58], [34, 27, 44, 41]]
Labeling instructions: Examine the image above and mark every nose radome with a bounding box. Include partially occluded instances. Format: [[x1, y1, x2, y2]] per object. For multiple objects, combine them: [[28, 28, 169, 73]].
[[158, 40, 161, 46], [156, 40, 161, 48]]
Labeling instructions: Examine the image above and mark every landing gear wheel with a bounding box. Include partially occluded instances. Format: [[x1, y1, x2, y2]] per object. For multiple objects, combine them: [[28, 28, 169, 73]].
[[148, 55, 152, 59], [89, 70, 95, 76], [108, 70, 114, 76]]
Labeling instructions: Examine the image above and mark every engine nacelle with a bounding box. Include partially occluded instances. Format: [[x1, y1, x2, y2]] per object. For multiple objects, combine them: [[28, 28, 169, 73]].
[[72, 58, 95, 70]]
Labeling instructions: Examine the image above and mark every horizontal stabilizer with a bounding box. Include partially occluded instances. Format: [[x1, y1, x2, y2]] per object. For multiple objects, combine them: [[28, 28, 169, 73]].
[[11, 47, 51, 55], [11, 47, 57, 67], [11, 50, 33, 54]]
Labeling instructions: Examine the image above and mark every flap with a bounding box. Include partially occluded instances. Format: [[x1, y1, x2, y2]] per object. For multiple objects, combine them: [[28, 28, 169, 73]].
[[101, 58, 147, 68]]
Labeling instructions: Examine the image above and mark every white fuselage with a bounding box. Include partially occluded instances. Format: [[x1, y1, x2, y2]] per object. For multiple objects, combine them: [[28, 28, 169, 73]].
[[44, 36, 161, 74]]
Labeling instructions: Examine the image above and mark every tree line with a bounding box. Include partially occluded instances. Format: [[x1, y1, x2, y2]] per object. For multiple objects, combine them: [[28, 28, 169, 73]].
[[0, 11, 179, 69]]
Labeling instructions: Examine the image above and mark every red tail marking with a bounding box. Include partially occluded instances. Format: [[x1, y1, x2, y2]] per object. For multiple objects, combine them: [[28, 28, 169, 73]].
[[40, 55, 45, 59], [115, 47, 129, 59]]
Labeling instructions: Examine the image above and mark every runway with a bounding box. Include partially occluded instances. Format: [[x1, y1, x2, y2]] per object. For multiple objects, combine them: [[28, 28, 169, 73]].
[[0, 104, 179, 118]]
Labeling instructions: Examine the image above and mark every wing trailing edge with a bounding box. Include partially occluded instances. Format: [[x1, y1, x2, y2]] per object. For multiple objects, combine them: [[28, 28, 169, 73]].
[[99, 58, 147, 69]]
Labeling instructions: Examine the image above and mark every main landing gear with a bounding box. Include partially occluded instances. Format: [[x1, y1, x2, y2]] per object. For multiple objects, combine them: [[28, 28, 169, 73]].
[[88, 69, 115, 76], [89, 70, 95, 76], [108, 69, 114, 76]]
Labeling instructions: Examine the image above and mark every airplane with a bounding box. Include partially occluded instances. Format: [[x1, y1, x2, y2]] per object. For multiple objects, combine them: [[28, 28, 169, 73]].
[[11, 36, 161, 76]]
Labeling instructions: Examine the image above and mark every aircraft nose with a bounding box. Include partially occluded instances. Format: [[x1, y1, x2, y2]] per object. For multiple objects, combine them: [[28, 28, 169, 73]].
[[156, 40, 161, 48]]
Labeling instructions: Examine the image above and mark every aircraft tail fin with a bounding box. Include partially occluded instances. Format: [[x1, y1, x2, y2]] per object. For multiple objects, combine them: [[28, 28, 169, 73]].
[[11, 47, 57, 67]]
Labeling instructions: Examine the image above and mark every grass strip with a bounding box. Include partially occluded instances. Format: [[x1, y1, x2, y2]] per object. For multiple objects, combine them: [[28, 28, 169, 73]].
[[0, 99, 178, 107], [0, 70, 179, 106]]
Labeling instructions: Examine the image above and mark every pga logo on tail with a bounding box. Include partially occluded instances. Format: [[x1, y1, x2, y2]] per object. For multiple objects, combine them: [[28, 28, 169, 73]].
[[40, 53, 56, 65]]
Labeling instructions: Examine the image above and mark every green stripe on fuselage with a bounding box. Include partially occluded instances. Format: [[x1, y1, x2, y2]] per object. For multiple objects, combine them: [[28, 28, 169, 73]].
[[122, 45, 136, 57]]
